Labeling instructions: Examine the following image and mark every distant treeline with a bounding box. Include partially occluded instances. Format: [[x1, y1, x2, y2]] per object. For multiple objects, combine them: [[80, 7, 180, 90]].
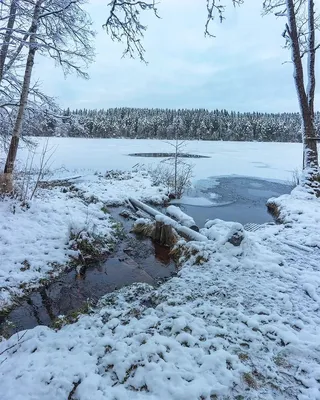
[[28, 107, 320, 142]]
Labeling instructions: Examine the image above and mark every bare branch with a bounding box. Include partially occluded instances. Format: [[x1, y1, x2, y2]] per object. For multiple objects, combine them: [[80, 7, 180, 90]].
[[103, 0, 160, 63], [205, 0, 244, 37]]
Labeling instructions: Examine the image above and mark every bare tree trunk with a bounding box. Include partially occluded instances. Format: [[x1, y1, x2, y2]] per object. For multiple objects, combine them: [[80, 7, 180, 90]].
[[303, 0, 318, 170], [307, 0, 316, 119], [174, 134, 178, 197], [286, 0, 318, 171], [0, 0, 17, 84], [3, 0, 43, 175]]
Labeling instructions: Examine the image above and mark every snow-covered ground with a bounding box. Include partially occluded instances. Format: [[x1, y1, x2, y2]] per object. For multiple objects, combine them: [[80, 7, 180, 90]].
[[0, 171, 167, 310], [15, 138, 302, 182], [0, 183, 319, 399], [1, 139, 319, 399]]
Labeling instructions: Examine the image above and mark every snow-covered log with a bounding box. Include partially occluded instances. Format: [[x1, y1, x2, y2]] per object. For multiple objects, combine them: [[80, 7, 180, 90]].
[[166, 205, 198, 231], [128, 197, 208, 242], [156, 215, 208, 242]]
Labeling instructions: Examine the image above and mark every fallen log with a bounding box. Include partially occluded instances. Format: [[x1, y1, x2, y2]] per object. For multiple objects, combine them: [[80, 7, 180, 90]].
[[155, 214, 208, 242], [166, 205, 199, 232], [128, 197, 208, 243], [38, 176, 82, 189], [128, 198, 161, 218]]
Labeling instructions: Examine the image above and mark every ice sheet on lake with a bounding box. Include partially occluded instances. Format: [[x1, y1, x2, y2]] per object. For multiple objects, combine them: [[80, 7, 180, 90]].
[[15, 138, 302, 182], [171, 196, 217, 206]]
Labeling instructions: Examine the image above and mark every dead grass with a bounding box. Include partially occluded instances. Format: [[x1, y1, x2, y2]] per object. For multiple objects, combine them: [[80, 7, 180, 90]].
[[266, 201, 282, 221], [243, 372, 258, 389], [170, 242, 208, 267], [132, 221, 155, 237], [69, 229, 110, 267], [238, 353, 249, 361]]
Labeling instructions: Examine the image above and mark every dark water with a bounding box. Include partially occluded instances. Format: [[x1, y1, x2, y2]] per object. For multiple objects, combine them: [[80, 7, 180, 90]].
[[129, 152, 210, 158], [0, 177, 292, 336], [174, 176, 292, 227], [0, 211, 176, 336]]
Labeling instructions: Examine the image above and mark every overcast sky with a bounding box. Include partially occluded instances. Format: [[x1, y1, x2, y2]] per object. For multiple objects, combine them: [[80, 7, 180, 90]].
[[34, 0, 320, 113]]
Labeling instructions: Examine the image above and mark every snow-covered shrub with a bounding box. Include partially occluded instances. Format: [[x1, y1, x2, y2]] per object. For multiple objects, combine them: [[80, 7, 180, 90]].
[[149, 160, 193, 199], [13, 138, 56, 201]]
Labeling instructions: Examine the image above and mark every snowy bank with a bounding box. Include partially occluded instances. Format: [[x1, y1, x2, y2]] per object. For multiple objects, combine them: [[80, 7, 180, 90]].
[[1, 187, 320, 399], [0, 171, 167, 310], [267, 185, 320, 247]]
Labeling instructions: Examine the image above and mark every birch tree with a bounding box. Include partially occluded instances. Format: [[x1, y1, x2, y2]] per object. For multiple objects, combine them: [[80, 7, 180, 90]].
[[0, 0, 18, 84], [1, 0, 95, 181], [0, 1, 30, 112], [0, 0, 32, 85], [263, 0, 319, 193], [3, 0, 43, 176], [0, 1, 64, 154]]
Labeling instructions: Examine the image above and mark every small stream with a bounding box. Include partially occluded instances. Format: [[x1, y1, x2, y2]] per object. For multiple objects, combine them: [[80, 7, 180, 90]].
[[0, 176, 292, 337], [0, 209, 176, 336]]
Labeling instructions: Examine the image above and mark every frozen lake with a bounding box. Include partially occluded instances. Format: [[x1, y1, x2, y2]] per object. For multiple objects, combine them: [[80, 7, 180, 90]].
[[15, 138, 302, 183], [12, 138, 299, 225]]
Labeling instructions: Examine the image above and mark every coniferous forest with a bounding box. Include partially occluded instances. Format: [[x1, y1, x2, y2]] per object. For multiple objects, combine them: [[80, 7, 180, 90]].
[[19, 107, 320, 142]]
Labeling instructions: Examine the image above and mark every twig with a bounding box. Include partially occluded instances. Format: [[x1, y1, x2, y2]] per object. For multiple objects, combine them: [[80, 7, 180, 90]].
[[0, 330, 28, 356]]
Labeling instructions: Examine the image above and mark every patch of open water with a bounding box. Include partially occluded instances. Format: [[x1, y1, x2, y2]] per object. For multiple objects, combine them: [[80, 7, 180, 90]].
[[0, 176, 292, 337], [173, 176, 292, 227], [0, 210, 176, 336]]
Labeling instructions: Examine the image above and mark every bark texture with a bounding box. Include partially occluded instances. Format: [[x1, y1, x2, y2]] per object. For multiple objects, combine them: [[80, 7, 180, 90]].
[[0, 0, 17, 84], [286, 0, 318, 172], [4, 0, 43, 175]]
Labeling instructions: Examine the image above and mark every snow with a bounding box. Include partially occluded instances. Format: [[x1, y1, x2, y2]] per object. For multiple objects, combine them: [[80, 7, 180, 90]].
[[1, 138, 320, 399], [166, 205, 196, 227], [267, 185, 320, 248], [74, 171, 167, 206], [16, 138, 302, 182], [171, 196, 217, 206], [155, 214, 208, 242], [0, 171, 166, 310], [1, 182, 320, 399]]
